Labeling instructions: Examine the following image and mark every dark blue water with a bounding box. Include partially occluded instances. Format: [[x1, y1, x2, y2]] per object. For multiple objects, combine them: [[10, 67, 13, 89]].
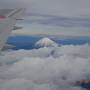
[[7, 35, 90, 50], [7, 36, 41, 50]]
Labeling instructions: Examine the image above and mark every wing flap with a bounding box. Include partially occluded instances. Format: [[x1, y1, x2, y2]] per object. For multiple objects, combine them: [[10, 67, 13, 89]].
[[1, 44, 16, 50]]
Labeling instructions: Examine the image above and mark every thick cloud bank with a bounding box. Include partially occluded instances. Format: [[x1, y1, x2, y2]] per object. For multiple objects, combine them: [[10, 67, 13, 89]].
[[0, 44, 90, 90]]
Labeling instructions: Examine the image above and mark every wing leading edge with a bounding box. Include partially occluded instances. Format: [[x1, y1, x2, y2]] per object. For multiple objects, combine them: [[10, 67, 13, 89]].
[[0, 8, 25, 51]]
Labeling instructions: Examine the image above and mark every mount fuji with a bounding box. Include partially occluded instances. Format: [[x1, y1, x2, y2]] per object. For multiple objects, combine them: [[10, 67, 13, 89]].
[[35, 37, 58, 48]]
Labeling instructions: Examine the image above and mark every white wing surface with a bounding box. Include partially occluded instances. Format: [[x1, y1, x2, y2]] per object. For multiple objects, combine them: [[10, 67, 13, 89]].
[[0, 9, 25, 51]]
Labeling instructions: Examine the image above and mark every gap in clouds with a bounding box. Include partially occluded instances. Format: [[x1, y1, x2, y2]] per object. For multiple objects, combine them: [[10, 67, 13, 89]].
[[7, 35, 90, 50]]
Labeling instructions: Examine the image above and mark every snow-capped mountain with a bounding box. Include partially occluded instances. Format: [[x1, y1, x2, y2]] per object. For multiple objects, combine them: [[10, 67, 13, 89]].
[[35, 37, 58, 48]]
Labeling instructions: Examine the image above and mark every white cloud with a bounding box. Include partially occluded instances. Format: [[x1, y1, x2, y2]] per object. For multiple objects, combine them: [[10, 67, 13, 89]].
[[12, 23, 90, 37], [11, 15, 90, 37], [0, 44, 90, 90]]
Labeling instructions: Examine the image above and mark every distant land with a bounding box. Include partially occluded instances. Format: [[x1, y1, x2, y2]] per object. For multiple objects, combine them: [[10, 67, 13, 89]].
[[7, 35, 90, 50]]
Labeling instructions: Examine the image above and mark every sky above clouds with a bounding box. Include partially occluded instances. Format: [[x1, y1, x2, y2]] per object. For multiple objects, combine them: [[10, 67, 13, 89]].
[[0, 0, 90, 17], [1, 0, 90, 37]]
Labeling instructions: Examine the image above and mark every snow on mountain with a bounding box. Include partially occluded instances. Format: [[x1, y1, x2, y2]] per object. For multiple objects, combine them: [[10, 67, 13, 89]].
[[35, 37, 58, 48]]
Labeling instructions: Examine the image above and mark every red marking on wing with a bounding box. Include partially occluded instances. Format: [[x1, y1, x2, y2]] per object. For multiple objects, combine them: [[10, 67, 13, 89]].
[[0, 16, 6, 19]]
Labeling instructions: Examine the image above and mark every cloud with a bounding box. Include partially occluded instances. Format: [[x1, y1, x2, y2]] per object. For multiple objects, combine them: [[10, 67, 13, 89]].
[[0, 44, 90, 90], [11, 14, 90, 37], [0, 0, 90, 16]]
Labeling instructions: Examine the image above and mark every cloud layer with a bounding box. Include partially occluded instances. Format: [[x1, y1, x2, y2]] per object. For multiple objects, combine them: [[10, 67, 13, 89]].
[[0, 44, 90, 90], [12, 15, 90, 37]]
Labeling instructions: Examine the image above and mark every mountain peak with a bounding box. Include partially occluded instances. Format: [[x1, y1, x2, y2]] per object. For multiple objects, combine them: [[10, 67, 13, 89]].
[[35, 37, 58, 48]]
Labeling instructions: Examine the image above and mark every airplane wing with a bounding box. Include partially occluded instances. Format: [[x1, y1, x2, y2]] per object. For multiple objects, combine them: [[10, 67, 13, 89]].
[[1, 44, 16, 51], [0, 9, 25, 51], [13, 26, 23, 30], [0, 8, 25, 19]]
